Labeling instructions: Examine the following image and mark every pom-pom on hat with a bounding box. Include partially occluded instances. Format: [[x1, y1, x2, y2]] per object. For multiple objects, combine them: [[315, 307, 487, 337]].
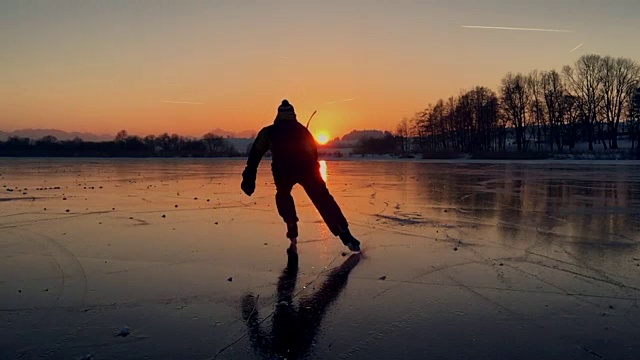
[[277, 99, 295, 114]]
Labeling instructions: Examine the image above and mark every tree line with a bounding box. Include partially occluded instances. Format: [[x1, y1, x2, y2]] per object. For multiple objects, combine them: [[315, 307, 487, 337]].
[[395, 54, 640, 156], [0, 130, 240, 157]]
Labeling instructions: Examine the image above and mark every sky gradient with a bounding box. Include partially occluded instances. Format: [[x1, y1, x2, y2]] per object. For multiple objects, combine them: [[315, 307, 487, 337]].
[[2, 0, 639, 138]]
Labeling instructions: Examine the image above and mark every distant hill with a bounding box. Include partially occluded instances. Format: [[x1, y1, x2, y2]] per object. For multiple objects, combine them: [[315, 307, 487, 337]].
[[0, 129, 113, 142], [341, 130, 386, 142]]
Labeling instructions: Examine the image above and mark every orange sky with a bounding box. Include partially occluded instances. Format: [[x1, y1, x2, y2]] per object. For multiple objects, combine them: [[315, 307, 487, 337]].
[[1, 1, 639, 139]]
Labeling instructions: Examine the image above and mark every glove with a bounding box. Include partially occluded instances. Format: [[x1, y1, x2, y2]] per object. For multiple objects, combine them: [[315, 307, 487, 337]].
[[241, 178, 255, 196], [241, 168, 256, 196]]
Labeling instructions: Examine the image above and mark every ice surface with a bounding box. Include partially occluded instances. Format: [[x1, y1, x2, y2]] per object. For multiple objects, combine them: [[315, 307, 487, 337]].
[[1, 158, 640, 359]]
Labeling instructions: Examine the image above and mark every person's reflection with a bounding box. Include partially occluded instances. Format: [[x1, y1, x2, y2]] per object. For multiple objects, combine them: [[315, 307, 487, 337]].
[[241, 244, 361, 359]]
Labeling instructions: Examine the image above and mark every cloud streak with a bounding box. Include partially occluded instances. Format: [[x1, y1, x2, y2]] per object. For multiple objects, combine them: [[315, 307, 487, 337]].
[[570, 43, 584, 52], [461, 25, 575, 33], [162, 100, 204, 105], [326, 98, 355, 105]]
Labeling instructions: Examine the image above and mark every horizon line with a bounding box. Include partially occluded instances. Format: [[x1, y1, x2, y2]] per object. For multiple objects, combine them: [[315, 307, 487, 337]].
[[0, 128, 392, 139]]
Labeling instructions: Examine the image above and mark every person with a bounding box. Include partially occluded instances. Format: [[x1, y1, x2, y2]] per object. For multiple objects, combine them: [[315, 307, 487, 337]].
[[240, 99, 361, 252]]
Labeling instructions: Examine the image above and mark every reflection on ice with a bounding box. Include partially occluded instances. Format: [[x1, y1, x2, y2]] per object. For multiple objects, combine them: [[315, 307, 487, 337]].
[[319, 159, 327, 182], [239, 245, 360, 359]]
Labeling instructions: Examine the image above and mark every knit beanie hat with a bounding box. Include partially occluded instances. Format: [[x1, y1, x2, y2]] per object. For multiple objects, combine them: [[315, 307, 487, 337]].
[[277, 99, 295, 114]]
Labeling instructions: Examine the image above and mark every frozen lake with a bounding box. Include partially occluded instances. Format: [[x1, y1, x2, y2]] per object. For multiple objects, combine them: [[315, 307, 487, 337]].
[[1, 158, 640, 359]]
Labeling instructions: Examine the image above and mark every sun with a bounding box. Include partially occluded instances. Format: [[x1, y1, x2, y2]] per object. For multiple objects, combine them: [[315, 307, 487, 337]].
[[315, 131, 330, 145]]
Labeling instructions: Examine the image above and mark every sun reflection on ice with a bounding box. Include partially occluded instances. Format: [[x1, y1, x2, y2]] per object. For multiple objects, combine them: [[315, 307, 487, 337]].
[[319, 160, 327, 182]]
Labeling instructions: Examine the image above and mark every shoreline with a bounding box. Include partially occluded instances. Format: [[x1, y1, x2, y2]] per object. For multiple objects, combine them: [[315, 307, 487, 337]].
[[1, 155, 640, 165]]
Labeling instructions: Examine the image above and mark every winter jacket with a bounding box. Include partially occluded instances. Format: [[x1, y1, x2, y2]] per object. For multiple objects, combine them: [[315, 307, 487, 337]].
[[244, 112, 319, 179]]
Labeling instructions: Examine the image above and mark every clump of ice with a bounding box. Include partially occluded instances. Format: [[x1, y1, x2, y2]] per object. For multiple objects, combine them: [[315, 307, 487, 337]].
[[115, 326, 131, 337]]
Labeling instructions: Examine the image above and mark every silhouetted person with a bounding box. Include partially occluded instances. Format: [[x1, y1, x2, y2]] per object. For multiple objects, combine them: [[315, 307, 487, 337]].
[[241, 244, 361, 359], [241, 99, 361, 251]]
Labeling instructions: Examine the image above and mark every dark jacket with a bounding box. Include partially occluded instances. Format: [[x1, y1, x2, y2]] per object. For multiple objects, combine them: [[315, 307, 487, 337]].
[[245, 112, 319, 177]]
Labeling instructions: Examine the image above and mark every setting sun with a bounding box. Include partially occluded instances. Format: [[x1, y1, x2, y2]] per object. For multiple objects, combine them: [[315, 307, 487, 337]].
[[315, 131, 330, 145]]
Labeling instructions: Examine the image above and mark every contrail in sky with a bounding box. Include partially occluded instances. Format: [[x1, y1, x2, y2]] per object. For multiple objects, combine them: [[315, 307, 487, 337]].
[[461, 25, 575, 33], [162, 101, 204, 105], [570, 43, 584, 52], [326, 98, 355, 105]]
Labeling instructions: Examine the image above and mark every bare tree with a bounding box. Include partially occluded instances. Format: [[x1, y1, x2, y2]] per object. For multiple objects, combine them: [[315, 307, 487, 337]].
[[203, 132, 225, 154], [169, 133, 184, 153], [541, 70, 566, 152], [429, 100, 446, 150], [115, 130, 129, 143], [600, 56, 640, 149], [527, 70, 547, 150], [412, 109, 429, 151], [456, 91, 473, 152], [444, 97, 458, 149], [500, 73, 529, 151], [410, 111, 425, 150], [396, 117, 412, 153], [563, 55, 605, 151], [562, 94, 580, 151], [470, 86, 499, 151]]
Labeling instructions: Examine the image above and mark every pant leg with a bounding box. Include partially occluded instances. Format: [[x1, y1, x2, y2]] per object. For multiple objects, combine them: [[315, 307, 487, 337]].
[[299, 170, 348, 236], [274, 175, 298, 224]]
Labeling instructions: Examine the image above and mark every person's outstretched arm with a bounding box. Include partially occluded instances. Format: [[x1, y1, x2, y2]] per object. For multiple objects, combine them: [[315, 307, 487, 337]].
[[241, 127, 270, 196]]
